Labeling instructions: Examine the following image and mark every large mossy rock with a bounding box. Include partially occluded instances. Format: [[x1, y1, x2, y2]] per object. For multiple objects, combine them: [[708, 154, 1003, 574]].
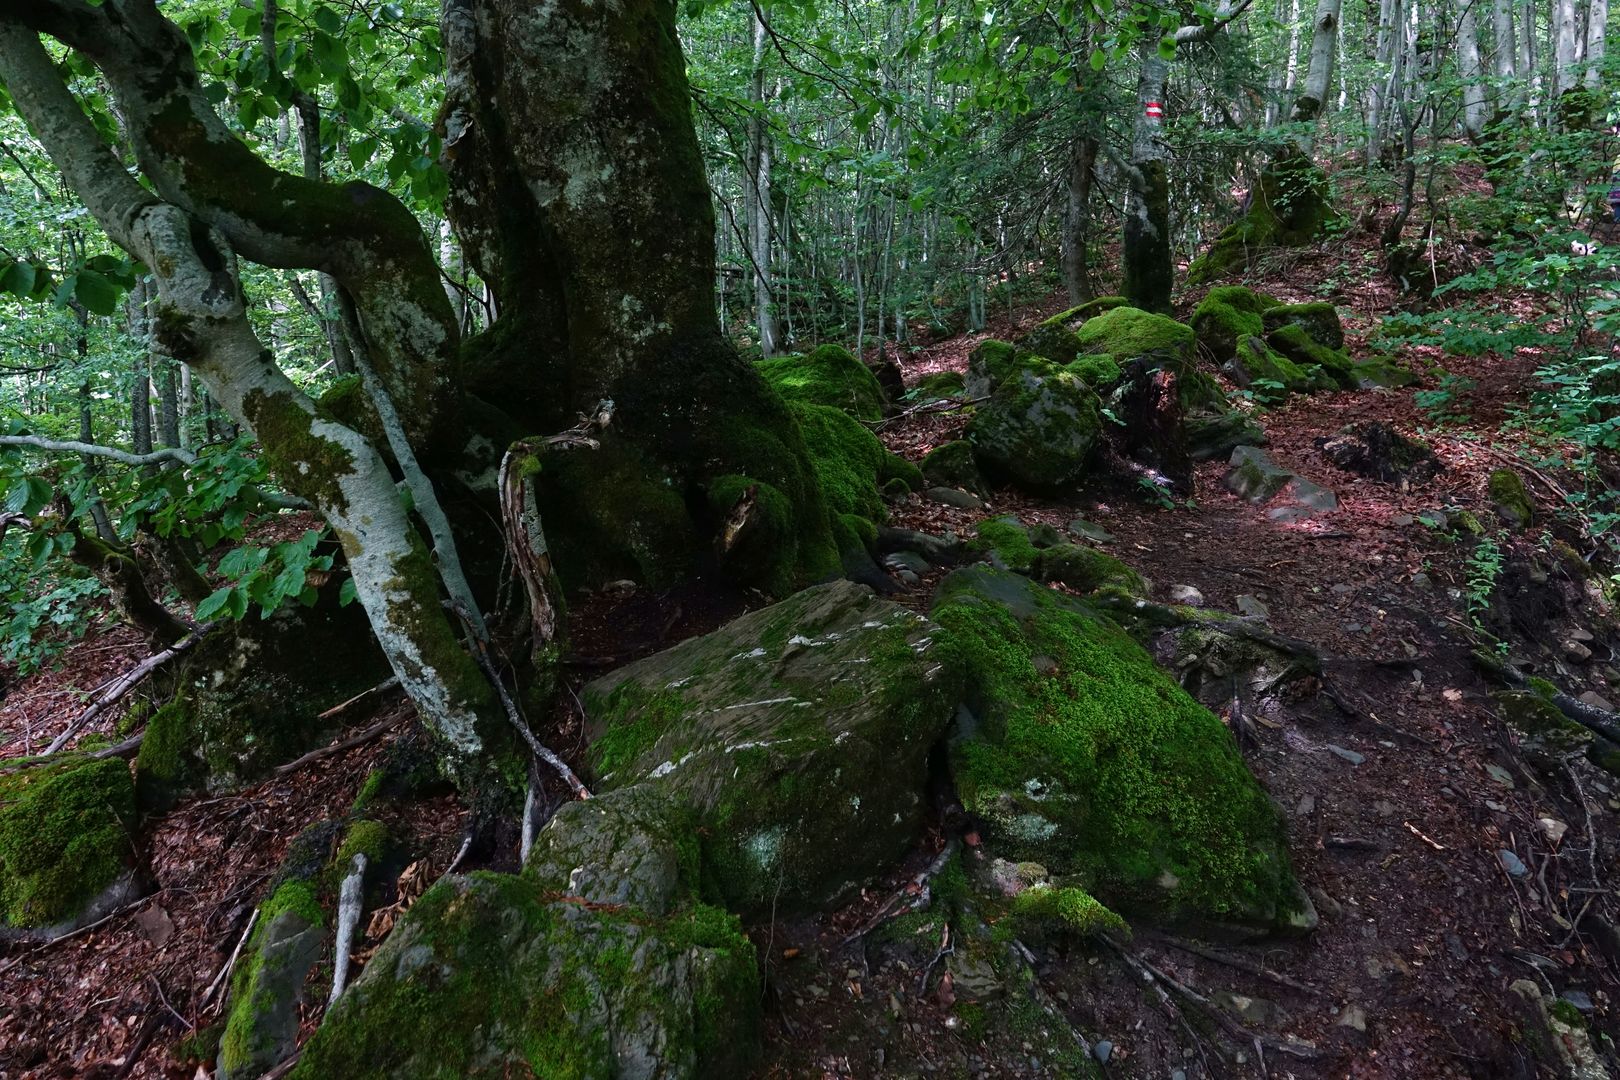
[[135, 596, 391, 804], [292, 857, 758, 1080], [1186, 151, 1338, 284], [921, 439, 988, 497], [1015, 296, 1129, 364], [0, 756, 137, 933], [1262, 301, 1345, 351], [966, 362, 1103, 490], [1072, 305, 1194, 364], [1190, 286, 1278, 365], [931, 567, 1307, 931], [965, 339, 1025, 399], [582, 580, 958, 914], [756, 343, 886, 422], [1265, 324, 1355, 389]]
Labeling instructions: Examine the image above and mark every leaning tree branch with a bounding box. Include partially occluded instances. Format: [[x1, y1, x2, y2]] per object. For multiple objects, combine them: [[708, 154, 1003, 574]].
[[0, 434, 196, 468], [42, 624, 215, 754]]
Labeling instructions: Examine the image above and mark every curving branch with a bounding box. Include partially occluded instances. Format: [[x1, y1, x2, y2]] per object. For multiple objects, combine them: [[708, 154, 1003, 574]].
[[0, 434, 196, 468]]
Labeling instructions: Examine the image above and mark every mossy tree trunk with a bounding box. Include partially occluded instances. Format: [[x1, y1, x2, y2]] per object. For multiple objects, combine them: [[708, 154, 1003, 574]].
[[1121, 45, 1174, 314], [439, 0, 838, 590], [0, 6, 510, 786]]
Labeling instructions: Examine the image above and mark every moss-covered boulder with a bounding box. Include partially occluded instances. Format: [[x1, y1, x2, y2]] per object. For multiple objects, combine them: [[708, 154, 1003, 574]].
[[1351, 355, 1421, 388], [931, 567, 1307, 930], [136, 595, 391, 803], [1015, 296, 1129, 364], [921, 439, 987, 497], [1493, 690, 1592, 773], [1228, 335, 1326, 397], [965, 339, 1025, 399], [292, 864, 757, 1080], [1072, 305, 1194, 365], [967, 362, 1103, 490], [1187, 410, 1268, 461], [220, 880, 325, 1080], [1191, 286, 1278, 365], [968, 517, 1041, 573], [1033, 544, 1146, 597], [1489, 467, 1534, 529], [1262, 302, 1345, 350], [0, 756, 138, 933], [1186, 151, 1338, 284], [582, 580, 958, 915], [911, 369, 967, 402], [1064, 353, 1123, 387], [1265, 323, 1356, 389], [756, 343, 886, 422]]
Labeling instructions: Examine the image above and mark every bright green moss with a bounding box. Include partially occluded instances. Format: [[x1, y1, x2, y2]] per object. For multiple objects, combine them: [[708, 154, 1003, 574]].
[[336, 820, 391, 868], [932, 569, 1299, 924], [1034, 544, 1145, 596], [0, 757, 135, 928], [707, 474, 800, 595], [1072, 306, 1194, 362], [1262, 302, 1345, 350], [220, 879, 326, 1076], [971, 518, 1040, 573], [1064, 354, 1122, 387], [240, 388, 357, 514], [880, 452, 925, 493], [1489, 467, 1534, 528], [757, 344, 885, 422], [1190, 286, 1278, 363], [1266, 323, 1356, 388], [789, 401, 887, 522], [1010, 884, 1128, 937], [1187, 152, 1337, 284], [135, 699, 194, 811], [912, 370, 967, 401], [585, 683, 692, 780]]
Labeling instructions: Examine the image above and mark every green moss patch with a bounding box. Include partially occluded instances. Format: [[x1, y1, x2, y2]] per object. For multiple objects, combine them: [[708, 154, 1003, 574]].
[[1072, 306, 1194, 364], [757, 344, 885, 422], [931, 567, 1302, 927], [0, 757, 135, 928]]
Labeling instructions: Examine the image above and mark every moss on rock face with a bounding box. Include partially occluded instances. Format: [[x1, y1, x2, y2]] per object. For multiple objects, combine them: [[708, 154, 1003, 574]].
[[1016, 297, 1130, 365], [1033, 544, 1146, 597], [581, 581, 960, 915], [1262, 302, 1345, 350], [967, 362, 1103, 491], [756, 344, 886, 422], [931, 567, 1304, 929], [970, 518, 1041, 573], [966, 339, 1025, 399], [1265, 324, 1356, 389], [292, 870, 758, 1080], [912, 370, 967, 401], [1351, 355, 1421, 389], [1186, 151, 1338, 285], [0, 757, 135, 929], [1489, 467, 1534, 529], [1190, 286, 1278, 364], [1064, 354, 1123, 387], [921, 440, 987, 497], [220, 879, 325, 1080], [1072, 306, 1194, 364]]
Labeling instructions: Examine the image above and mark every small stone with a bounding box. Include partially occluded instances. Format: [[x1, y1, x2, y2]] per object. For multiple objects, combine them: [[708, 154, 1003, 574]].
[[1296, 794, 1317, 815], [1343, 621, 1362, 632], [1498, 849, 1529, 877], [1486, 800, 1508, 812], [1445, 932, 1469, 962], [1374, 800, 1397, 817], [1172, 1072, 1187, 1080], [1580, 691, 1616, 712], [1236, 594, 1271, 619], [928, 487, 985, 510], [1307, 886, 1343, 920], [1331, 583, 1354, 595], [1562, 989, 1595, 1013], [1093, 1040, 1113, 1064], [1571, 627, 1596, 643], [1326, 744, 1365, 766], [1564, 640, 1594, 663], [896, 569, 920, 586], [1393, 513, 1415, 526], [1067, 519, 1115, 543], [1485, 764, 1516, 789], [1168, 584, 1205, 607], [1337, 1005, 1368, 1032], [1416, 509, 1448, 529], [1410, 572, 1432, 589], [885, 551, 932, 574], [1537, 817, 1568, 845]]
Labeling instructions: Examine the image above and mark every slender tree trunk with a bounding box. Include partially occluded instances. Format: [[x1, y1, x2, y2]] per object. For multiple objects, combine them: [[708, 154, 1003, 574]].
[[1275, 0, 1304, 125], [156, 357, 179, 449], [1062, 136, 1098, 304], [129, 279, 152, 458], [1122, 42, 1173, 313], [1458, 3, 1491, 138], [1557, 0, 1582, 94], [1586, 0, 1608, 85], [1289, 0, 1343, 152], [1367, 0, 1400, 163], [748, 3, 778, 357]]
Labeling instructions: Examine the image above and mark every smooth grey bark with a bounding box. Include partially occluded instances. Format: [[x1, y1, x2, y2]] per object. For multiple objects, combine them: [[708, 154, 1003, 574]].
[[1288, 0, 1343, 151], [748, 2, 779, 357], [1458, 2, 1491, 138], [1556, 0, 1582, 95], [0, 13, 506, 781], [1493, 0, 1517, 84], [1586, 0, 1608, 86], [156, 356, 179, 449]]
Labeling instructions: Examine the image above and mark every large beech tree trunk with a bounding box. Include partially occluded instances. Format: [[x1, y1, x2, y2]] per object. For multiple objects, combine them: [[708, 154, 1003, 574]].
[[439, 0, 836, 590]]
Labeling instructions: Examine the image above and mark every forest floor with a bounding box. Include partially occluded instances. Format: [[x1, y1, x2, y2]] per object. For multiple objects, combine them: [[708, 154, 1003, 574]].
[[3, 217, 1618, 1078]]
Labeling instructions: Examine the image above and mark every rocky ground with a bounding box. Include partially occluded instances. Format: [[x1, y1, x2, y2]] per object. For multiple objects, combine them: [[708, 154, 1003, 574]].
[[3, 235, 1619, 1078]]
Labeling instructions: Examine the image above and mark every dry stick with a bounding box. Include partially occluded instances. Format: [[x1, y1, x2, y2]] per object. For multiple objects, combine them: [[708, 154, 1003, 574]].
[[271, 711, 405, 780], [150, 974, 192, 1032], [43, 626, 214, 754], [0, 893, 158, 976], [1151, 934, 1324, 997], [200, 908, 259, 1009], [330, 853, 367, 1001], [843, 838, 962, 944], [1566, 762, 1602, 890], [317, 676, 402, 720], [1103, 935, 1220, 1076]]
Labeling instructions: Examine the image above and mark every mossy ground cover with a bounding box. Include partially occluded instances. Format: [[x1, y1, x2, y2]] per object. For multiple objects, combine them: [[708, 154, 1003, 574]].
[[931, 568, 1300, 925], [0, 756, 135, 928], [757, 344, 886, 422]]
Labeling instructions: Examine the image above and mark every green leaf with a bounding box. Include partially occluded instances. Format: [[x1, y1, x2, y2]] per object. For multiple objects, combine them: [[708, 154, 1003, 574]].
[[195, 586, 234, 621], [338, 577, 357, 606], [73, 269, 120, 316], [2, 260, 36, 298], [1089, 48, 1106, 71], [313, 5, 343, 33]]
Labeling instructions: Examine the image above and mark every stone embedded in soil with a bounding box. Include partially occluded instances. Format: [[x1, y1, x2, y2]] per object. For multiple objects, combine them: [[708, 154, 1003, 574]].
[[1486, 764, 1517, 788], [928, 486, 985, 510], [1580, 690, 1616, 712], [1223, 446, 1337, 520], [1236, 594, 1270, 619], [1067, 518, 1115, 543], [1168, 584, 1205, 606], [1498, 849, 1529, 877], [1315, 421, 1442, 490], [1326, 744, 1365, 766]]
